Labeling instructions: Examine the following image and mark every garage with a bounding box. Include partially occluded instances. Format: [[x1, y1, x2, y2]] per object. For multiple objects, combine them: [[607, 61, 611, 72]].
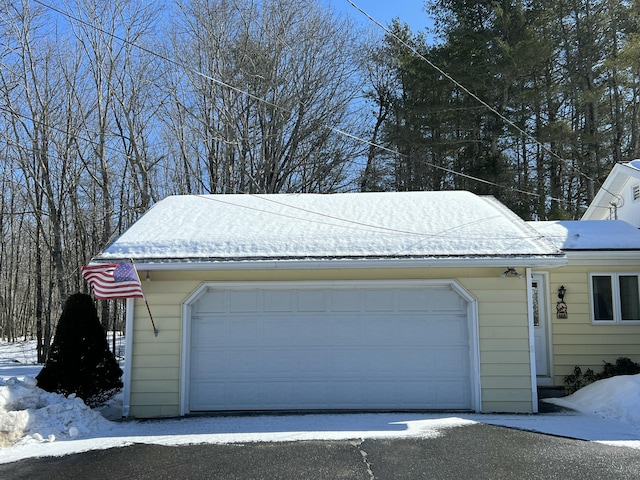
[[183, 281, 478, 412]]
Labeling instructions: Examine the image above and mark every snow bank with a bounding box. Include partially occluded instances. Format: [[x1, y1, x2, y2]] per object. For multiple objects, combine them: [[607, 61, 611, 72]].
[[0, 376, 112, 447], [545, 374, 640, 427], [0, 339, 639, 463]]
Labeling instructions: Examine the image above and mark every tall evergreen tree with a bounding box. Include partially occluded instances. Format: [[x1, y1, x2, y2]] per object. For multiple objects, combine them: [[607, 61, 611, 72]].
[[36, 293, 123, 408], [364, 0, 640, 219]]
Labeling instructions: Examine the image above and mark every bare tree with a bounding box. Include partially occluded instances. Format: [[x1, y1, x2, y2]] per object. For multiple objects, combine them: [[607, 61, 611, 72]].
[[165, 0, 363, 194]]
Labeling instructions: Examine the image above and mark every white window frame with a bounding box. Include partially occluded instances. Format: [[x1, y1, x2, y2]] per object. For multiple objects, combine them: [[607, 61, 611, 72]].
[[590, 272, 640, 325]]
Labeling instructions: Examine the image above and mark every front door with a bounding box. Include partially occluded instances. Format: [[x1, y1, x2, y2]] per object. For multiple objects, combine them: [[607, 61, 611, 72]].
[[531, 274, 550, 379]]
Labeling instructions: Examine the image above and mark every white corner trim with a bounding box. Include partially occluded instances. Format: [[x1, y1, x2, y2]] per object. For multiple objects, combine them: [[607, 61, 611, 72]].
[[526, 268, 539, 413], [122, 298, 135, 418], [179, 301, 192, 416], [459, 285, 482, 413]]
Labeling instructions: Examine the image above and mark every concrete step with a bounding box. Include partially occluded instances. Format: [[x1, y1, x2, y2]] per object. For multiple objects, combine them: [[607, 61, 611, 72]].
[[537, 386, 566, 399]]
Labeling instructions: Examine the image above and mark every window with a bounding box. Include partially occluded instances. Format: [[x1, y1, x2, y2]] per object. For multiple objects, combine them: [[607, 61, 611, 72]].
[[590, 273, 640, 324]]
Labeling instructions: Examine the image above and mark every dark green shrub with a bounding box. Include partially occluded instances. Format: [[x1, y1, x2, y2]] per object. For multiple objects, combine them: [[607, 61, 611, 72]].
[[36, 293, 123, 407], [600, 357, 640, 379], [564, 357, 640, 394], [563, 365, 597, 394]]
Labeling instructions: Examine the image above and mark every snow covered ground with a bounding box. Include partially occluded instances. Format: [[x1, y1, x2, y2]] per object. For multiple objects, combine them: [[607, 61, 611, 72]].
[[0, 338, 639, 465]]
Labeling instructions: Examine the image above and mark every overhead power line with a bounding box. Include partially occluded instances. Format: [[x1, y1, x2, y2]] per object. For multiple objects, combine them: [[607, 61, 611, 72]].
[[30, 0, 568, 206], [345, 0, 615, 199]]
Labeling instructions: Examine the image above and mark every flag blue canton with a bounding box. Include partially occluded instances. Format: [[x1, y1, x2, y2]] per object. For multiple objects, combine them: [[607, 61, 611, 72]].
[[113, 263, 138, 283]]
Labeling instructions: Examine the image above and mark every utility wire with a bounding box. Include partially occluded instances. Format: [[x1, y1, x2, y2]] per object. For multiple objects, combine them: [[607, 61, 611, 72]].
[[345, 1, 576, 174], [0, 0, 563, 244], [30, 0, 570, 206], [345, 0, 621, 204]]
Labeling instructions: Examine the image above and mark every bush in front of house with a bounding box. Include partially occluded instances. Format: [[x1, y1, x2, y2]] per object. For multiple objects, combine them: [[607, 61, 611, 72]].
[[564, 357, 640, 394], [36, 293, 123, 407]]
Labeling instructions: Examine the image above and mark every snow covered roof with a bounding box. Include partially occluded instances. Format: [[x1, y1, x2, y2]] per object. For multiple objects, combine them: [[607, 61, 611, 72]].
[[528, 220, 640, 250], [95, 191, 564, 266]]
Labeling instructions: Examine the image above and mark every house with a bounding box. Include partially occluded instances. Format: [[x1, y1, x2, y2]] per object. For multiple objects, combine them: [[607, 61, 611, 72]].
[[582, 160, 640, 227], [528, 220, 640, 389], [92, 191, 568, 418]]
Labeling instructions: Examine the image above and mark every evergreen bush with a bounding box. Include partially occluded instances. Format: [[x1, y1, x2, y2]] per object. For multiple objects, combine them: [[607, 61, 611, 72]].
[[36, 293, 123, 407], [564, 357, 640, 394]]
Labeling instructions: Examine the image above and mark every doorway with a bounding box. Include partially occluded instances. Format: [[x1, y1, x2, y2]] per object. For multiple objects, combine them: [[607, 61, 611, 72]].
[[531, 274, 551, 383]]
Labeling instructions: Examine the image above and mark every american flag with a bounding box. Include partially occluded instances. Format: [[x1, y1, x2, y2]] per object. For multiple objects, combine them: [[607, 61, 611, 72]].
[[81, 262, 145, 300]]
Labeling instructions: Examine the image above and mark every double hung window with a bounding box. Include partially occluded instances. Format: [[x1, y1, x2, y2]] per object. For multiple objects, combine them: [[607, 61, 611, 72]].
[[590, 273, 640, 324]]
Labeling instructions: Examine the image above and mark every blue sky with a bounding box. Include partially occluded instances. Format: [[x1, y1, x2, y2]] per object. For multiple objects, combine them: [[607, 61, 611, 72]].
[[328, 0, 432, 35]]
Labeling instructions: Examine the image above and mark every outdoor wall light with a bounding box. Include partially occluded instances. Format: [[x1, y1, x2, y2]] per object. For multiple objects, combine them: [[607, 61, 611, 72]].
[[146, 271, 151, 282], [501, 267, 523, 279], [558, 285, 566, 300]]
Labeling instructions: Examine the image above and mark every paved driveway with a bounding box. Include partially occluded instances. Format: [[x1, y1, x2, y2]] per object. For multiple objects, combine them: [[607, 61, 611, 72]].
[[1, 423, 639, 479]]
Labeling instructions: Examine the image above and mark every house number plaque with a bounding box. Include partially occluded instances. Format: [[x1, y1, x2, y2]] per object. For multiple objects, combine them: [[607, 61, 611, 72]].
[[556, 301, 567, 319]]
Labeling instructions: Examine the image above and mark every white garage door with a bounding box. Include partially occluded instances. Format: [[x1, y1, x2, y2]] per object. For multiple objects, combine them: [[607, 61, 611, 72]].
[[187, 282, 474, 412]]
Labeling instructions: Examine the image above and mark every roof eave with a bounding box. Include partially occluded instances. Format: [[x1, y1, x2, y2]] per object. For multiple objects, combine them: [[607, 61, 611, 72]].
[[563, 250, 640, 262], [93, 254, 568, 271]]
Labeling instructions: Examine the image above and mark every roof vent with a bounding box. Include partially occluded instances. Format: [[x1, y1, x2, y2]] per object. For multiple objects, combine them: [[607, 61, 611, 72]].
[[633, 184, 640, 202]]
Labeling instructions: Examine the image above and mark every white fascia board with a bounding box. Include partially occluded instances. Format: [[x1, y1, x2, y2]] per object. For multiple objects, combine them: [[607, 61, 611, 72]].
[[562, 250, 640, 265], [131, 256, 567, 271]]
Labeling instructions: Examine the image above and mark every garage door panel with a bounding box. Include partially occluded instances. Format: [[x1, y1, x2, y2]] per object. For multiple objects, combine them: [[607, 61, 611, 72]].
[[295, 382, 330, 406], [190, 348, 226, 377], [397, 288, 465, 312], [399, 316, 466, 344], [366, 317, 401, 343], [298, 290, 327, 312], [194, 291, 226, 314], [331, 319, 363, 344], [229, 290, 260, 313], [191, 317, 225, 346], [262, 349, 297, 375], [296, 348, 333, 374], [366, 382, 399, 406], [366, 349, 398, 375], [263, 290, 294, 312], [329, 290, 362, 312], [189, 284, 473, 411], [330, 381, 366, 407], [263, 318, 295, 344], [397, 349, 438, 374], [435, 347, 471, 375], [228, 318, 262, 344], [297, 316, 331, 345], [434, 380, 472, 406], [399, 381, 436, 406], [364, 290, 396, 312]]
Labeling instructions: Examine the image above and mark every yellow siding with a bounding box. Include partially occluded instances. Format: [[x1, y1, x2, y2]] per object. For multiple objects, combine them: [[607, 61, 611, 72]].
[[127, 266, 534, 417], [534, 263, 640, 387], [458, 275, 532, 413]]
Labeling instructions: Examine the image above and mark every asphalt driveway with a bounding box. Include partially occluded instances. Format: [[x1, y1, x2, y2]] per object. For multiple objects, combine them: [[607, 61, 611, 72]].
[[1, 423, 639, 479]]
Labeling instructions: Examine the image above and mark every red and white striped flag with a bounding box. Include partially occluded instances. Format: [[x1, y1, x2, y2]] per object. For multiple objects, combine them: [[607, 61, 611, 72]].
[[81, 262, 145, 300]]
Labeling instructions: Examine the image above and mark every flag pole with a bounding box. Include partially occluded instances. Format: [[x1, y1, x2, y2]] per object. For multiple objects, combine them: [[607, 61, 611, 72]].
[[130, 259, 158, 337], [143, 295, 159, 337]]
